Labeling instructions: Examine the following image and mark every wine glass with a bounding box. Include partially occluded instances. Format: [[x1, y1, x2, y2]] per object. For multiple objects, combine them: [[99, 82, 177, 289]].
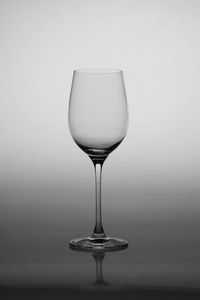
[[68, 68, 129, 251]]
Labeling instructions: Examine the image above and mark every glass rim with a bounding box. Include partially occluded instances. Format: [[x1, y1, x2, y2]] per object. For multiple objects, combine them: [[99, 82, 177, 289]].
[[74, 68, 123, 74]]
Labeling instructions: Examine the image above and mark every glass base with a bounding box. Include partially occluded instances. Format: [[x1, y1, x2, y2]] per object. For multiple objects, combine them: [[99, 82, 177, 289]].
[[69, 236, 128, 252]]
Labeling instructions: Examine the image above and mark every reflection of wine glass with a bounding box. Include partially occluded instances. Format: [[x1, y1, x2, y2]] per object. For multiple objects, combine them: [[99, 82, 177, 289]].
[[92, 252, 109, 286], [68, 68, 129, 251]]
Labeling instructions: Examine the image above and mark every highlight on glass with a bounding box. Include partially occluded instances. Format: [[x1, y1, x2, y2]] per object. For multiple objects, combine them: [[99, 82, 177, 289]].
[[68, 68, 129, 251]]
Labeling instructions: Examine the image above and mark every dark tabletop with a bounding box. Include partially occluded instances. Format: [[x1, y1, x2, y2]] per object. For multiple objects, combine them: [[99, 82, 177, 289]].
[[1, 192, 200, 299]]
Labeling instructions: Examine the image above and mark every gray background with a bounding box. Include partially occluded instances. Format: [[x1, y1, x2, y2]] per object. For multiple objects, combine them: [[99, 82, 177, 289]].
[[1, 0, 200, 289], [1, 0, 200, 199]]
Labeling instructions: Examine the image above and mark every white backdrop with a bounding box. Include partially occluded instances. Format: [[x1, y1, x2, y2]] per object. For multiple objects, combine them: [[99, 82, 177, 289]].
[[1, 0, 200, 210]]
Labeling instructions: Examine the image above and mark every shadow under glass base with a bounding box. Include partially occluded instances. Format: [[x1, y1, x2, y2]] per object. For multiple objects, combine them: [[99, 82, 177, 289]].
[[69, 236, 128, 252]]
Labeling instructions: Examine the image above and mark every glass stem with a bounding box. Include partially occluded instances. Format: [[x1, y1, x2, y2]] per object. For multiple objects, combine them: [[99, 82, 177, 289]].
[[92, 162, 106, 238]]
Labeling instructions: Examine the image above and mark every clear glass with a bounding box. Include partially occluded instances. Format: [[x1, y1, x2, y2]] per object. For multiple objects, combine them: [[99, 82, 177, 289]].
[[68, 68, 129, 251]]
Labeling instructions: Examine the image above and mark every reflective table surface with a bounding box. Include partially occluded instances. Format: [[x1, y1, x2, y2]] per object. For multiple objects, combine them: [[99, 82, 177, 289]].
[[1, 193, 200, 299]]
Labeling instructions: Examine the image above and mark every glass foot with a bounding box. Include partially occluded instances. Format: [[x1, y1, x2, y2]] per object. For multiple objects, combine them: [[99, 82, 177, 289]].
[[69, 236, 128, 252]]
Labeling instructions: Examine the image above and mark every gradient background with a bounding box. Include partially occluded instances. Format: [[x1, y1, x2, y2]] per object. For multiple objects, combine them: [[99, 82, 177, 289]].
[[1, 0, 200, 295]]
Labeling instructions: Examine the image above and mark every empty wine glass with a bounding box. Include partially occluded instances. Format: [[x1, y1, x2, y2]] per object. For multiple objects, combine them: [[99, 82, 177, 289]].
[[68, 68, 129, 251]]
